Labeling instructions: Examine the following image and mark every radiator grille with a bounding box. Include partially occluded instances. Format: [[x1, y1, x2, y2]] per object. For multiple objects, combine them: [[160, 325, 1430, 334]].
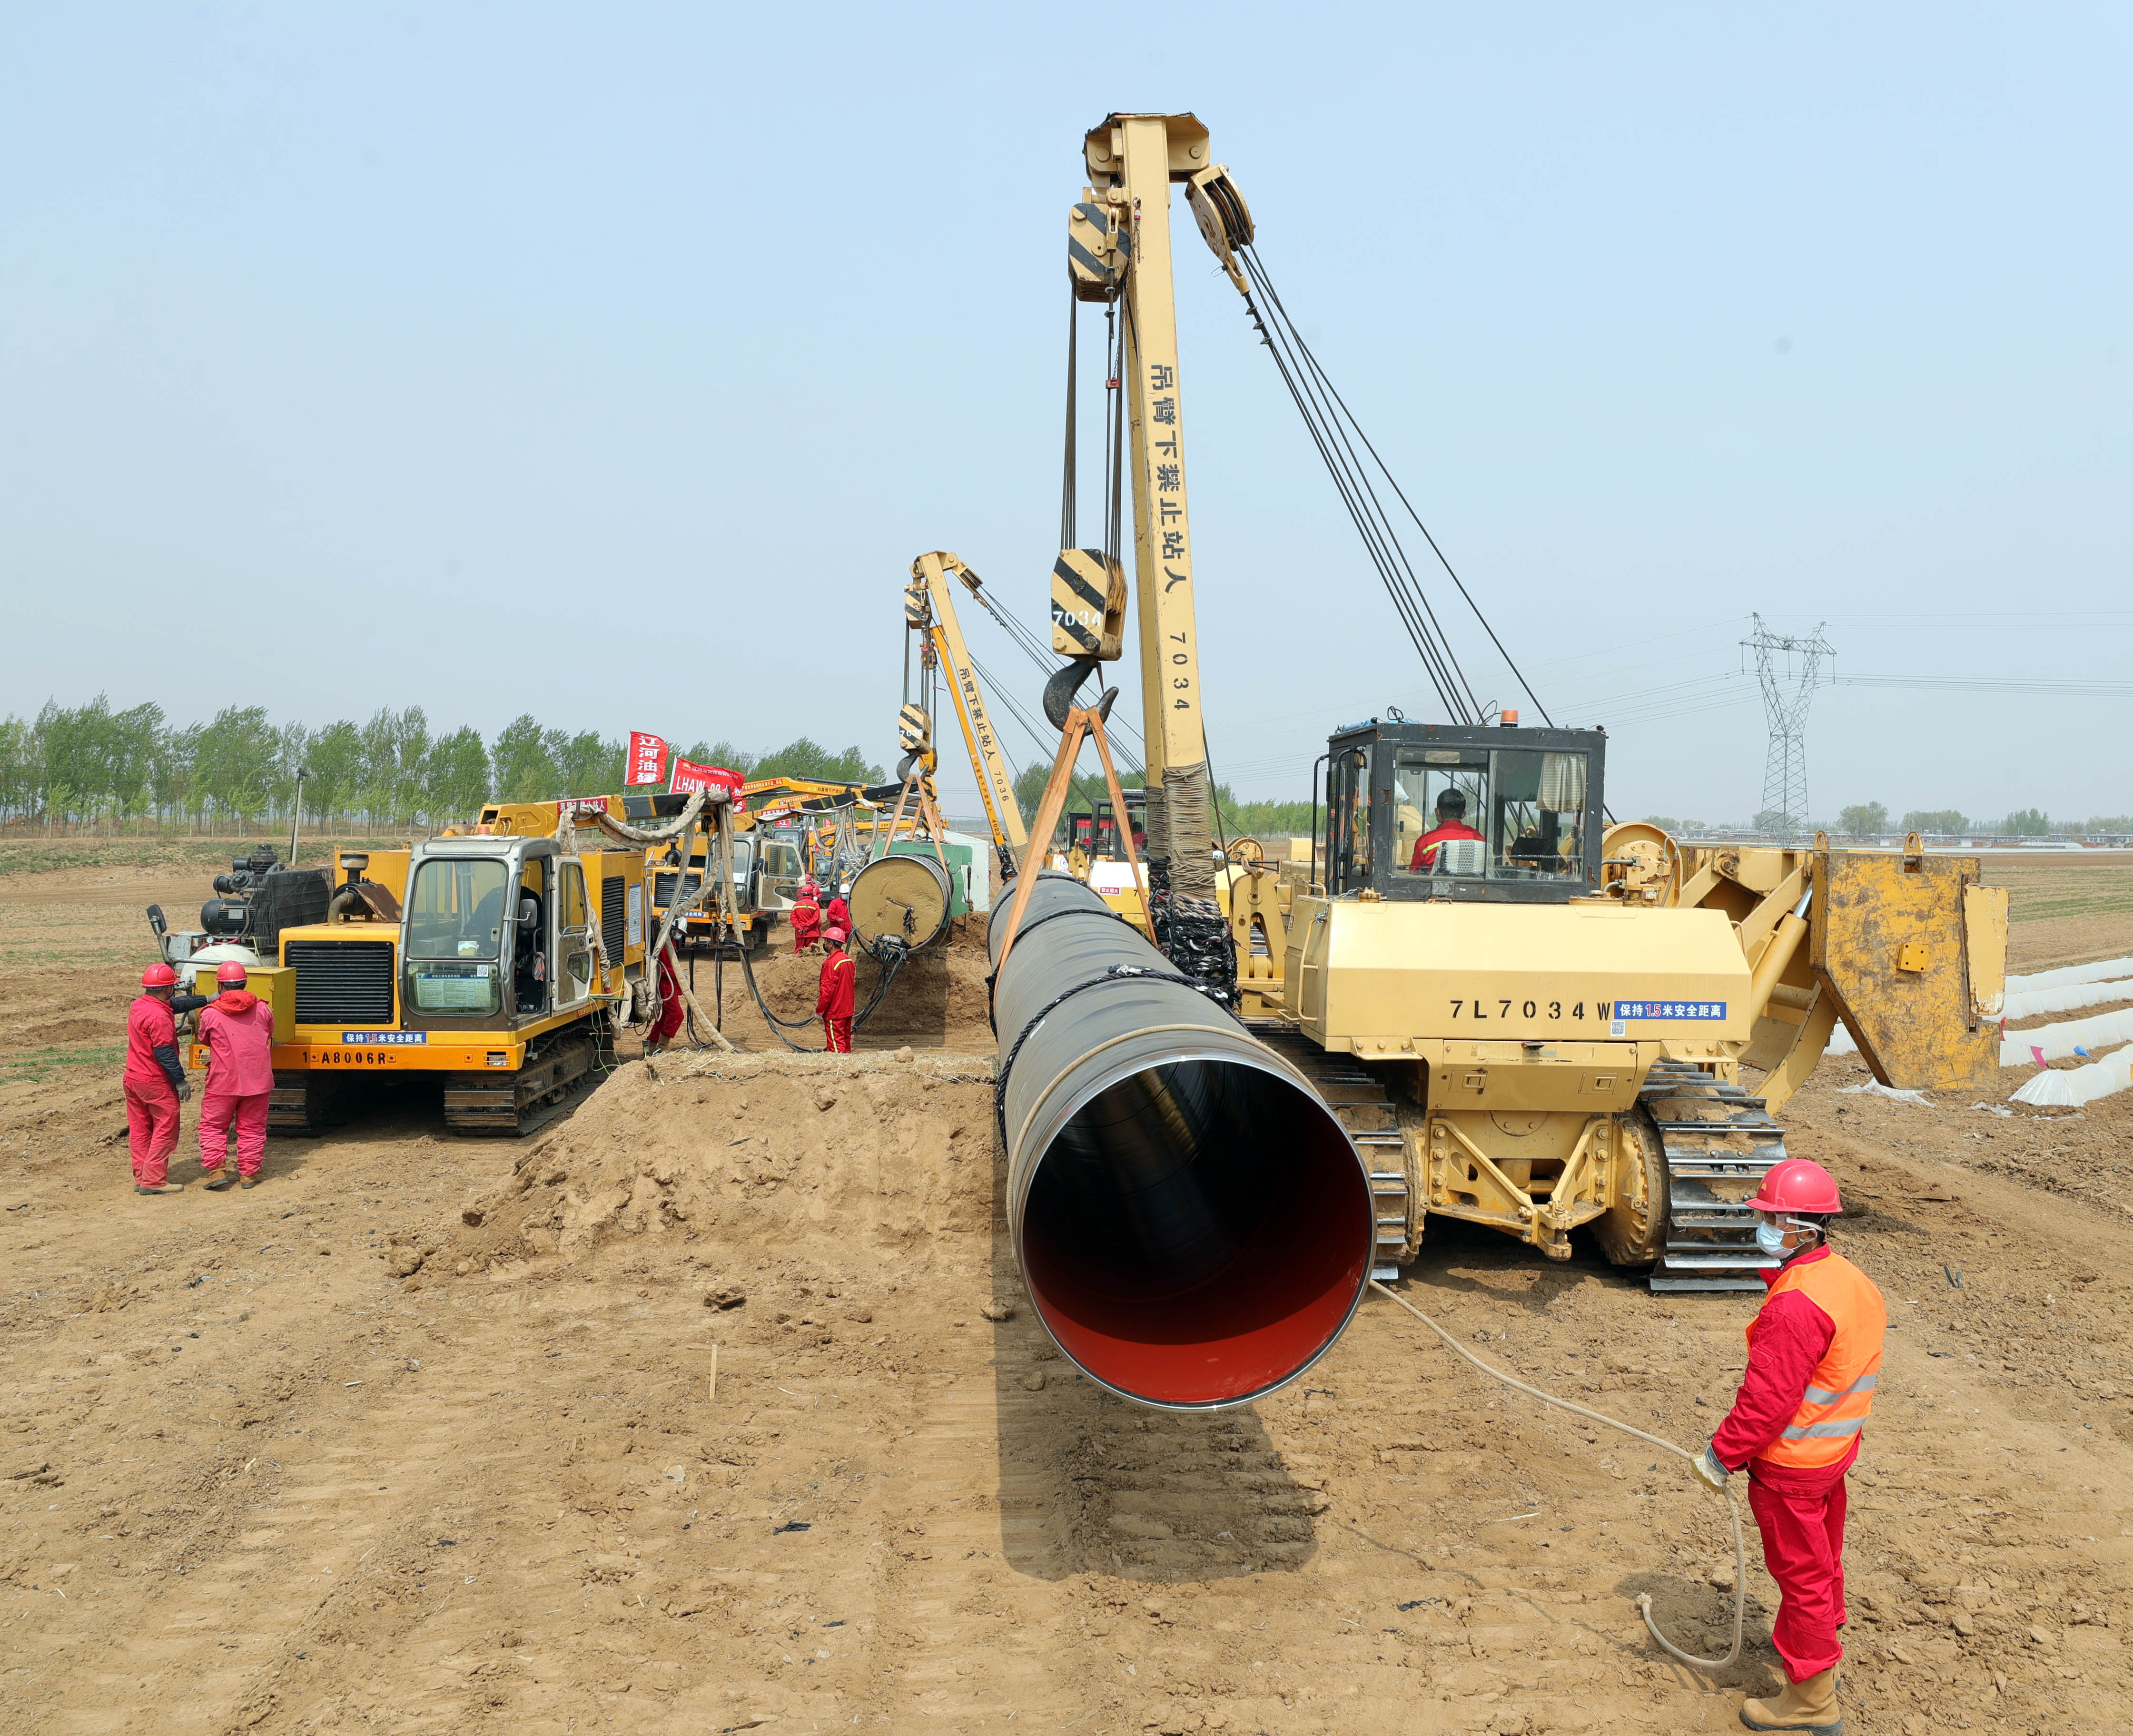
[[601, 875, 627, 966], [652, 870, 702, 909], [287, 940, 395, 1025]]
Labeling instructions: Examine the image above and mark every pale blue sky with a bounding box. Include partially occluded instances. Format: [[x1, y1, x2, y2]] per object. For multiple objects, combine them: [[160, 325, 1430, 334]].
[[4, 4, 2127, 824]]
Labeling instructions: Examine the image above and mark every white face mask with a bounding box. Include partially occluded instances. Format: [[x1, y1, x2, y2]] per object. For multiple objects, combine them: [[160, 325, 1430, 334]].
[[1756, 1220, 1789, 1256]]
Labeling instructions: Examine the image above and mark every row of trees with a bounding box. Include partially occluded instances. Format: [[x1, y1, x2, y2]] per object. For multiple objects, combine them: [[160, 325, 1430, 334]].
[[1007, 762, 1313, 842], [1638, 805, 2133, 839], [0, 697, 882, 832]]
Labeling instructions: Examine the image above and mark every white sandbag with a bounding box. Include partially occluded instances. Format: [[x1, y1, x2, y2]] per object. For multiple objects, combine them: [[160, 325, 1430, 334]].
[[2001, 977, 2133, 1019], [2010, 1047, 2133, 1108], [2004, 956, 2133, 992], [1998, 1007, 2133, 1066]]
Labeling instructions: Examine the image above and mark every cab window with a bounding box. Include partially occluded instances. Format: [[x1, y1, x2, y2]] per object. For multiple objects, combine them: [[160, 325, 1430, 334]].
[[1394, 750, 1489, 877], [1494, 749, 1588, 880], [1326, 749, 1372, 892], [405, 858, 510, 958], [1391, 747, 1590, 882]]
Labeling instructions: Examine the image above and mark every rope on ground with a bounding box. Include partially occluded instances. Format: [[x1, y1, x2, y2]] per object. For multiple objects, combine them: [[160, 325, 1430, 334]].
[[1367, 1279, 1746, 1670]]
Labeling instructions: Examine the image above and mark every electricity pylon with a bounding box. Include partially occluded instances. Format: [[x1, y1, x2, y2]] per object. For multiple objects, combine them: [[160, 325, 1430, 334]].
[[1743, 614, 1833, 844]]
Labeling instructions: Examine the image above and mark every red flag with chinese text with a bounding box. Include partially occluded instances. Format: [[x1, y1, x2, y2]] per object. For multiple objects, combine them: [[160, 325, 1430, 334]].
[[625, 732, 669, 787]]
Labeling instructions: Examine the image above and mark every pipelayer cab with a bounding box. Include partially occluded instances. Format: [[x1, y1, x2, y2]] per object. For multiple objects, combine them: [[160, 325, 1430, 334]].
[[968, 110, 2011, 1416]]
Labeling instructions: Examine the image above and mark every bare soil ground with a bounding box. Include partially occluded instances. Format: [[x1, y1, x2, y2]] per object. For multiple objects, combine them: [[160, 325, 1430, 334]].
[[0, 858, 2128, 1734]]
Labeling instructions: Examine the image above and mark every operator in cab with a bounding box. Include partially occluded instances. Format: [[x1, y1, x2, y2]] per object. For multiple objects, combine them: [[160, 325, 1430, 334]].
[[1693, 1159, 1884, 1736], [1408, 788, 1485, 872]]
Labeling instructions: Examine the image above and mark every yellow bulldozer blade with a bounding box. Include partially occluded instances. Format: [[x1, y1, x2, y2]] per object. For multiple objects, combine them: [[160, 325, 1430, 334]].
[[1810, 841, 2007, 1093]]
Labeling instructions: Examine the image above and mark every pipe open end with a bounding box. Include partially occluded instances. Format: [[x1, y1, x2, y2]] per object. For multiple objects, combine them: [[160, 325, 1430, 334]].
[[1017, 1055, 1374, 1409]]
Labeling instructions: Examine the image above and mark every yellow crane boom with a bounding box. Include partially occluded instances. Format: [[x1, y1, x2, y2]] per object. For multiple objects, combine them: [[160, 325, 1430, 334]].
[[905, 551, 1028, 878], [1066, 114, 1223, 896]]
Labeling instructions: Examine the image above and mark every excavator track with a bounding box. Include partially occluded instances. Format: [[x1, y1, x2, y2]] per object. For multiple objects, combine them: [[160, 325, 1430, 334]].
[[1249, 1025, 1412, 1280], [1639, 1059, 1786, 1292], [267, 1070, 351, 1136], [444, 1020, 613, 1137]]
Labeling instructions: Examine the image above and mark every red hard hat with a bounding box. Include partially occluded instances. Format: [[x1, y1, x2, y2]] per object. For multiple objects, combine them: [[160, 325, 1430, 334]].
[[824, 927, 847, 944], [141, 963, 177, 988], [215, 960, 251, 985], [1745, 1158, 1842, 1216]]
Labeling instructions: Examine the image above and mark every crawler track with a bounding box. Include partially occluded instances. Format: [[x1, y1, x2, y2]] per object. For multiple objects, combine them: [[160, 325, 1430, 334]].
[[1639, 1059, 1787, 1291], [444, 1020, 614, 1137]]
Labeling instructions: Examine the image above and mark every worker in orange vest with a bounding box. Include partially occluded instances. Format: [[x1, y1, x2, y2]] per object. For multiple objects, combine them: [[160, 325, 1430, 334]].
[[1693, 1159, 1884, 1736], [815, 928, 856, 1054], [790, 881, 823, 952]]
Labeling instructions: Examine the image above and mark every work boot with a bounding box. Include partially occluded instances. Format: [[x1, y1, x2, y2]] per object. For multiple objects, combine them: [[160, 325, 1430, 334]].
[[134, 1181, 185, 1195], [238, 1172, 262, 1190], [202, 1166, 236, 1192], [1740, 1667, 1841, 1734]]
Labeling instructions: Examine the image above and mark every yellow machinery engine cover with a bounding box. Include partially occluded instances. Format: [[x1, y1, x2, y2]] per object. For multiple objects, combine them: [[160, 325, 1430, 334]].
[[848, 854, 953, 953], [1287, 898, 1752, 1052]]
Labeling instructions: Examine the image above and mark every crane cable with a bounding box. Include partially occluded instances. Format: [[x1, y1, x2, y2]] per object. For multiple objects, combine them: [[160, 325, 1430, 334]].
[[1368, 1279, 1746, 1669], [1227, 257, 1478, 723], [1236, 246, 1559, 730]]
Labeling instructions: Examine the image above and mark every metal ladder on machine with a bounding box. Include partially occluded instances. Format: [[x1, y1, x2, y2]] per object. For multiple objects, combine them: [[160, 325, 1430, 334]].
[[1640, 1058, 1787, 1292]]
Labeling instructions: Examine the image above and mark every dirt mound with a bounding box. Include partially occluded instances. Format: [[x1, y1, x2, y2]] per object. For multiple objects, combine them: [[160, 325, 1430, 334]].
[[432, 1050, 999, 1279]]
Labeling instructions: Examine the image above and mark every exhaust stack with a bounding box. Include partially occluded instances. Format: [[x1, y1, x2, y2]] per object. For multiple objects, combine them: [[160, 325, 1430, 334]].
[[990, 874, 1373, 1409]]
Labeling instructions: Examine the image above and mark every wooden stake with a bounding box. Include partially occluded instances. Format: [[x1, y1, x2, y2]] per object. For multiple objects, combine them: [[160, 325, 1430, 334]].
[[708, 1343, 719, 1404], [993, 707, 1093, 981], [1089, 708, 1155, 943]]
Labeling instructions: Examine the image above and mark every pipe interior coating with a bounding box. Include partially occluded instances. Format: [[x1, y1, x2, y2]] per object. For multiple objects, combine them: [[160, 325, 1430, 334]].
[[990, 874, 1373, 1408]]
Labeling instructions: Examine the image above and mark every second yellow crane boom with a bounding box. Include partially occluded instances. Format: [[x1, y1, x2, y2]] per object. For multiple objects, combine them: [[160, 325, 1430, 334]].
[[904, 551, 1029, 881]]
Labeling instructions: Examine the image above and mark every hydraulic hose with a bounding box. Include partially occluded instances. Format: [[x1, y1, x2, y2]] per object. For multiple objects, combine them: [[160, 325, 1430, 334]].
[[735, 932, 908, 1054], [1368, 1280, 1746, 1669]]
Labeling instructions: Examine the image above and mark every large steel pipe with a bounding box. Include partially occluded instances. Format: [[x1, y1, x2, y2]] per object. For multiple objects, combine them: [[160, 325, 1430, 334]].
[[990, 873, 1373, 1409]]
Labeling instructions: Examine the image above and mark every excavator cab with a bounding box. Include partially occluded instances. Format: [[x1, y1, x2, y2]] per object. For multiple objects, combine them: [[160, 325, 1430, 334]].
[[1323, 719, 1607, 905]]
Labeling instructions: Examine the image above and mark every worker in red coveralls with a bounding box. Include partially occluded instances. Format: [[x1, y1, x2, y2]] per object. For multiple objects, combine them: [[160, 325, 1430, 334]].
[[790, 881, 823, 953], [1693, 1159, 1884, 1736], [823, 891, 851, 939], [195, 961, 277, 1191], [124, 964, 206, 1194], [816, 928, 856, 1054], [646, 939, 687, 1052], [1408, 787, 1486, 871]]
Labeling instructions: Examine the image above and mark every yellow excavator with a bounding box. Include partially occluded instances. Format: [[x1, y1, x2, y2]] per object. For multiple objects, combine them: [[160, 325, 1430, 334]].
[[193, 828, 652, 1137], [1026, 111, 2009, 1291]]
